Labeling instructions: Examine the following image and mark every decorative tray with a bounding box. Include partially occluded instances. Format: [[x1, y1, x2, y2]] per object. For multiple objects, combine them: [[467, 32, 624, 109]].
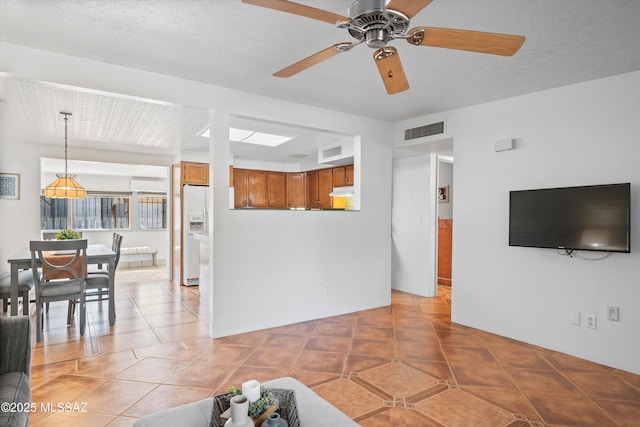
[[210, 388, 300, 427]]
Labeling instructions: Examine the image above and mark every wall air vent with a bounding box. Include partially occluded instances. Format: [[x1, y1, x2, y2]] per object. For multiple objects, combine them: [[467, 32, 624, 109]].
[[404, 121, 445, 141], [318, 140, 355, 165], [321, 146, 342, 159]]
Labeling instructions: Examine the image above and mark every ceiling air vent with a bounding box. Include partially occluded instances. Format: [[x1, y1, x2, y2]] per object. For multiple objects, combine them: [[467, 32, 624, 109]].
[[404, 121, 445, 141]]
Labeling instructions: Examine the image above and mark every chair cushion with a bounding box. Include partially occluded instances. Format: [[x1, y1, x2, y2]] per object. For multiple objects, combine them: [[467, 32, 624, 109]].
[[0, 271, 35, 293], [85, 274, 109, 290], [0, 372, 31, 427], [39, 280, 83, 298]]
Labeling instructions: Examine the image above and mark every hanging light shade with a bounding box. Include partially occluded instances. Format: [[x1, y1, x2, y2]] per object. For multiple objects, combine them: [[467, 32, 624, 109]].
[[44, 112, 86, 199]]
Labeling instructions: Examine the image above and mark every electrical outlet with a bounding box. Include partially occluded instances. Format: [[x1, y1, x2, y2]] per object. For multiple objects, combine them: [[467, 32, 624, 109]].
[[323, 285, 329, 295], [585, 314, 597, 329], [607, 306, 620, 321]]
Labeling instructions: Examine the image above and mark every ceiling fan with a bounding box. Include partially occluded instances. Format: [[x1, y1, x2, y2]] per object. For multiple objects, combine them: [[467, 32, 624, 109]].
[[242, 0, 526, 94]]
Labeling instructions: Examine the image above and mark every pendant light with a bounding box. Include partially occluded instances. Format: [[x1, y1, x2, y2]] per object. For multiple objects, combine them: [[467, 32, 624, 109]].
[[44, 112, 86, 199]]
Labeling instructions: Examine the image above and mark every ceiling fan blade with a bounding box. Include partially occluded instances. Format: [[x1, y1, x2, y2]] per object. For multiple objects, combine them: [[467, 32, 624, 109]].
[[274, 43, 351, 78], [407, 27, 525, 56], [386, 0, 433, 19], [242, 0, 348, 25], [373, 47, 409, 95]]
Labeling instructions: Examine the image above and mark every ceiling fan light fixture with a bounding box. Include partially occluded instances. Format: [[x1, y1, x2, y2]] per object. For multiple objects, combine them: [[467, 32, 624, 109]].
[[365, 27, 390, 49], [44, 112, 86, 199]]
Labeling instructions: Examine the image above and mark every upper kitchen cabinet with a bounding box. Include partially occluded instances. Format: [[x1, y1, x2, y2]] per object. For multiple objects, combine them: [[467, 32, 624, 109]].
[[287, 172, 306, 209], [233, 165, 352, 210], [306, 170, 319, 209], [228, 115, 360, 211], [306, 169, 334, 209], [317, 168, 334, 209], [182, 161, 209, 186], [346, 164, 354, 186], [267, 172, 287, 208], [248, 170, 268, 208], [332, 164, 354, 187], [233, 168, 268, 208], [232, 168, 249, 208]]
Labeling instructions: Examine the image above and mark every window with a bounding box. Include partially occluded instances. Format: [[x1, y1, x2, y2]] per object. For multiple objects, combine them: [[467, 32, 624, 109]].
[[41, 192, 130, 230], [40, 197, 68, 230], [73, 194, 130, 230], [139, 192, 168, 229]]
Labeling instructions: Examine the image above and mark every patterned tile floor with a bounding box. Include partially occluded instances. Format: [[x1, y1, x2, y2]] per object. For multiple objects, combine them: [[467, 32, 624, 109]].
[[5, 267, 639, 426]]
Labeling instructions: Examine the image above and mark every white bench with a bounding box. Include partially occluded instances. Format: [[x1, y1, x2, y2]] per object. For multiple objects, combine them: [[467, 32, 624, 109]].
[[120, 247, 158, 267]]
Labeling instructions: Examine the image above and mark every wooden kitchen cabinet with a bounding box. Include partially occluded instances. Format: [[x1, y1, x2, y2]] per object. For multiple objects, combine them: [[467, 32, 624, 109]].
[[308, 166, 349, 209], [233, 168, 267, 208], [233, 168, 249, 208], [287, 172, 306, 208], [318, 168, 334, 208], [332, 164, 354, 187], [345, 164, 354, 186], [333, 166, 347, 188], [268, 172, 287, 208], [233, 164, 353, 210], [248, 170, 268, 208], [306, 170, 319, 209], [182, 161, 209, 185]]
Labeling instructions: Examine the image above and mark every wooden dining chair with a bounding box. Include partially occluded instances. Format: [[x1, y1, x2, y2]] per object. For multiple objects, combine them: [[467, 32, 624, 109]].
[[69, 234, 122, 325], [88, 232, 121, 275], [0, 270, 34, 315], [30, 239, 87, 342]]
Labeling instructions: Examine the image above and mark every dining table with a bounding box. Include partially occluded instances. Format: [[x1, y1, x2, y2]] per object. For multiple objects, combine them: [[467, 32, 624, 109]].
[[6, 243, 117, 324]]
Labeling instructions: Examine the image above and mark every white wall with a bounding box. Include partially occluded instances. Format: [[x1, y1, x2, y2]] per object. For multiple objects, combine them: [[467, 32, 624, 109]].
[[0, 43, 392, 338], [395, 70, 640, 374], [211, 111, 389, 337], [391, 155, 433, 296]]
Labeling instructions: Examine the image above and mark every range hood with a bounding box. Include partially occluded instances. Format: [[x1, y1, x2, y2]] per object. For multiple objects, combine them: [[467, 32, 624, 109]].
[[329, 186, 354, 197]]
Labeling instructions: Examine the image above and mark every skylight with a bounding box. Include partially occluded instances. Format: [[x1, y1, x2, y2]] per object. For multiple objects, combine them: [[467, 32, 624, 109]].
[[200, 127, 291, 147], [231, 128, 291, 147]]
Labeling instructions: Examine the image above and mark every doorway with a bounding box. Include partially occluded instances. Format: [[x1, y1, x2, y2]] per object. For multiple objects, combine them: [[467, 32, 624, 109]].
[[436, 157, 454, 287], [429, 155, 453, 296]]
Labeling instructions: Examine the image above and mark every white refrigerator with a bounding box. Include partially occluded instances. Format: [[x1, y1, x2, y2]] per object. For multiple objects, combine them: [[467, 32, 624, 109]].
[[183, 185, 206, 286]]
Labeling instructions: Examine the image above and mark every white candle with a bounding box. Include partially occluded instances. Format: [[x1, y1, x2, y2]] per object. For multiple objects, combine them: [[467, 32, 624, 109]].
[[241, 379, 261, 403]]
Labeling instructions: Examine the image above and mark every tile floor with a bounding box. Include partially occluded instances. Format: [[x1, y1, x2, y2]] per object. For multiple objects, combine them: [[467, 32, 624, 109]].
[[5, 267, 640, 426]]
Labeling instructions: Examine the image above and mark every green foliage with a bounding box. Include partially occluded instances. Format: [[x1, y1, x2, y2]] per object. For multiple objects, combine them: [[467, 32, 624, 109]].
[[56, 229, 81, 240], [227, 386, 276, 418]]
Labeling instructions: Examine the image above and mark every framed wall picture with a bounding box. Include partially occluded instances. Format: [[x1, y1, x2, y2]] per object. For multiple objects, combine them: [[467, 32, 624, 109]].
[[438, 185, 449, 203], [0, 173, 20, 199]]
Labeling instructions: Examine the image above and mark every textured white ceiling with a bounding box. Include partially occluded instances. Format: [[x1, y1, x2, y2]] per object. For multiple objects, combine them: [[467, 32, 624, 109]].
[[2, 0, 640, 155], [3, 77, 209, 150]]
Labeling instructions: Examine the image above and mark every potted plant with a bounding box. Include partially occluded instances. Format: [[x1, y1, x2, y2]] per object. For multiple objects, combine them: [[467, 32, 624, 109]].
[[56, 229, 81, 240]]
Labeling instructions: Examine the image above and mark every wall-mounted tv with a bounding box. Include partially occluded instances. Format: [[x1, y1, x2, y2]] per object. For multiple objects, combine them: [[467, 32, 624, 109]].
[[509, 183, 631, 253]]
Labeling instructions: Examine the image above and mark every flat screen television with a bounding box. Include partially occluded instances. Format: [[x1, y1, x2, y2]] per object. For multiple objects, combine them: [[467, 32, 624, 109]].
[[509, 183, 631, 253]]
